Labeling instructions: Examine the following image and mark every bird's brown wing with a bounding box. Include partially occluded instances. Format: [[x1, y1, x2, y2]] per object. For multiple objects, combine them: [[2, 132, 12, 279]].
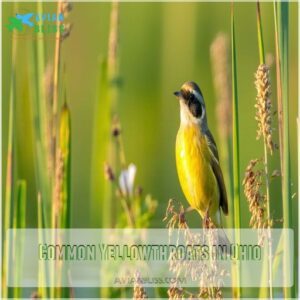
[[205, 130, 228, 215]]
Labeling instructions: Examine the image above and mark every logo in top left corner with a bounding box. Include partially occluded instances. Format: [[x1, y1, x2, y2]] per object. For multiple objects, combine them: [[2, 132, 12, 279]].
[[5, 12, 66, 37], [6, 13, 37, 32]]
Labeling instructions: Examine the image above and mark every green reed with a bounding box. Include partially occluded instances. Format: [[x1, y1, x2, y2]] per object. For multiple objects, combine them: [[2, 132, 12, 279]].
[[91, 2, 120, 228], [275, 2, 293, 298], [256, 2, 273, 298], [12, 180, 26, 299], [37, 193, 48, 298], [2, 5, 18, 295], [231, 3, 241, 298]]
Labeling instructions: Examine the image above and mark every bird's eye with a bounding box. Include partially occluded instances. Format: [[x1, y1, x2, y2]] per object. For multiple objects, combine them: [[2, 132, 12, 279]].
[[189, 93, 195, 101], [189, 101, 203, 118]]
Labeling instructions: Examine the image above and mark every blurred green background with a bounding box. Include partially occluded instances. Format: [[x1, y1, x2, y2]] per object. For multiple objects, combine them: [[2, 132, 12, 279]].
[[2, 2, 298, 233]]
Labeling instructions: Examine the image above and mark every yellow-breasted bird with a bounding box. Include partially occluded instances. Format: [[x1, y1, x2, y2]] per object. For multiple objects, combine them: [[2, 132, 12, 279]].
[[174, 81, 228, 228]]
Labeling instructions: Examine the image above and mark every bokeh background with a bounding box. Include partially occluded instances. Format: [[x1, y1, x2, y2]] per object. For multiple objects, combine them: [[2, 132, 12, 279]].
[[2, 1, 298, 297]]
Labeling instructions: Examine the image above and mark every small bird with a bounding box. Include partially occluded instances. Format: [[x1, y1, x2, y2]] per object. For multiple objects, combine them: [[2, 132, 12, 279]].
[[174, 81, 228, 228]]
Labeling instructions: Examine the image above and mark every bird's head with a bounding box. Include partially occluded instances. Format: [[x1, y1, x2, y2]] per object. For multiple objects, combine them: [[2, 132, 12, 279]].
[[174, 81, 207, 127]]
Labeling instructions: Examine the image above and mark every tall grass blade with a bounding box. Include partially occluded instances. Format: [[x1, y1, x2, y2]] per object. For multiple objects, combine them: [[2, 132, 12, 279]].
[[277, 2, 293, 298], [29, 38, 51, 227], [91, 2, 120, 228], [298, 86, 300, 298], [273, 1, 284, 170], [91, 59, 112, 227], [2, 69, 14, 299], [256, 3, 273, 298], [52, 1, 64, 168], [58, 103, 71, 229], [231, 3, 241, 298], [91, 3, 120, 297], [256, 1, 265, 65], [12, 180, 26, 299], [36, 1, 52, 219], [2, 8, 18, 296], [105, 1, 120, 227], [37, 193, 48, 298], [51, 103, 71, 298], [36, 0, 47, 168]]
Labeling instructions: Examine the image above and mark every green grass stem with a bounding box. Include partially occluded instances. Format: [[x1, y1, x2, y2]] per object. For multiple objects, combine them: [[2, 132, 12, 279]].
[[256, 1, 265, 65], [273, 1, 284, 170], [13, 180, 26, 299], [256, 2, 273, 298], [91, 2, 120, 229], [231, 3, 241, 298], [28, 39, 51, 229], [58, 103, 71, 229], [37, 193, 48, 298], [61, 103, 72, 298], [277, 2, 293, 298], [36, 0, 47, 165], [91, 59, 112, 228], [2, 10, 18, 297], [273, 2, 294, 297], [52, 1, 63, 164], [36, 1, 51, 211], [50, 103, 71, 297]]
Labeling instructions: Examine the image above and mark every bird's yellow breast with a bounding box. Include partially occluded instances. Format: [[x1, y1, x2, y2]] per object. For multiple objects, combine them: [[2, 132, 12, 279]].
[[176, 124, 219, 218]]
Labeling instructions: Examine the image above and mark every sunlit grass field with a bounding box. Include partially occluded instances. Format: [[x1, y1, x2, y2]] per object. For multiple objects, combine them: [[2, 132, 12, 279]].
[[2, 1, 298, 299]]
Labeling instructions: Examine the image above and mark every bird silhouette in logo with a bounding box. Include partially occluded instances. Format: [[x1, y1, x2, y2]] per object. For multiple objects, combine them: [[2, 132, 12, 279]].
[[16, 13, 34, 27]]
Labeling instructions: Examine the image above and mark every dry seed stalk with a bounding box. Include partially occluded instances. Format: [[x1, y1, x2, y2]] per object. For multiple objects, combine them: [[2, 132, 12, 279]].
[[255, 64, 274, 154], [243, 159, 268, 229], [167, 286, 184, 300], [52, 104, 71, 228], [108, 1, 119, 81], [199, 286, 223, 299], [133, 272, 148, 299], [52, 1, 63, 169], [164, 201, 225, 299], [62, 0, 72, 17], [52, 0, 72, 174], [53, 150, 64, 227], [164, 199, 189, 230], [44, 62, 55, 175]]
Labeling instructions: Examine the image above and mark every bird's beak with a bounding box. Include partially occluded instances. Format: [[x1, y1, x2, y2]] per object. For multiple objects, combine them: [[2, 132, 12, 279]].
[[174, 91, 181, 98]]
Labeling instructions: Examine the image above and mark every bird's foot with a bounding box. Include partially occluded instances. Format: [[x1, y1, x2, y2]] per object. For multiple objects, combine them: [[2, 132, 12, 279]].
[[203, 209, 213, 229]]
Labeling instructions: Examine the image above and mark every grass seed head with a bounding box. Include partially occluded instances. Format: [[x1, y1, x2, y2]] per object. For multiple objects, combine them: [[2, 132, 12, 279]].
[[167, 286, 184, 299], [44, 62, 55, 174], [61, 23, 73, 41], [254, 64, 274, 154], [62, 0, 72, 16], [133, 272, 148, 299], [243, 159, 268, 229], [53, 149, 64, 225]]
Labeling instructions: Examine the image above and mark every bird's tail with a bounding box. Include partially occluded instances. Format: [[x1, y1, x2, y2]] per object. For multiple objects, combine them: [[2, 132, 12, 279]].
[[204, 209, 232, 255], [217, 227, 232, 255]]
